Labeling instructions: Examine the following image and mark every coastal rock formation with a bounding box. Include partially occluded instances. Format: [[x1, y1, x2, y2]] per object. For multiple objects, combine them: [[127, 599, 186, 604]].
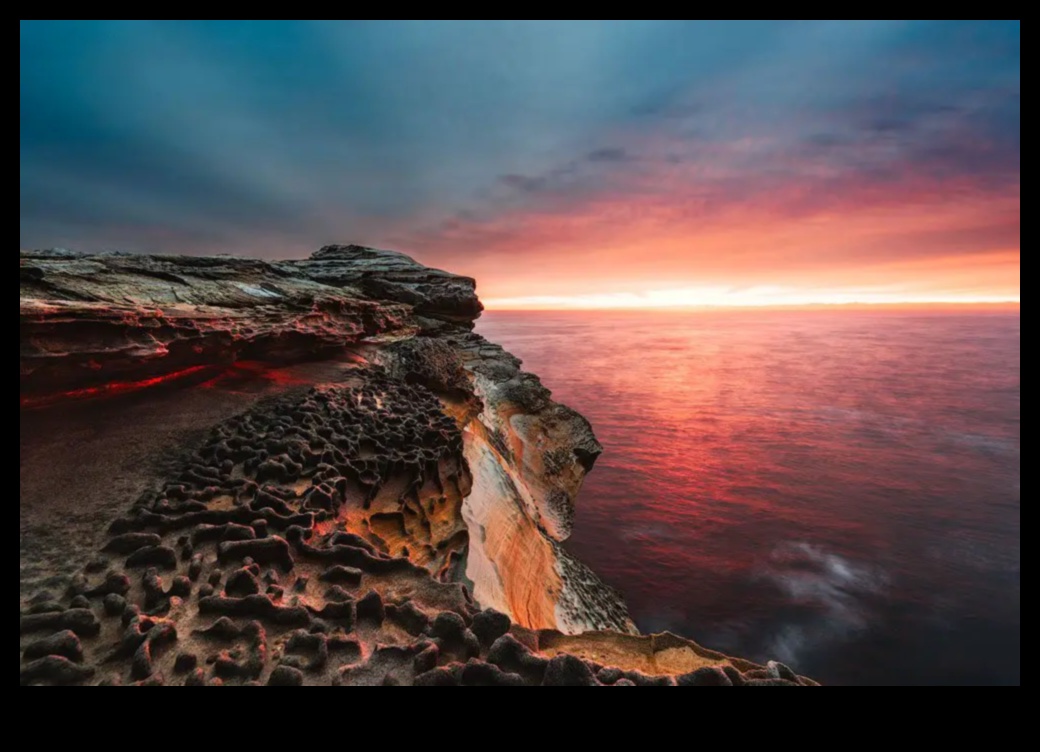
[[19, 245, 458, 400], [19, 244, 816, 686]]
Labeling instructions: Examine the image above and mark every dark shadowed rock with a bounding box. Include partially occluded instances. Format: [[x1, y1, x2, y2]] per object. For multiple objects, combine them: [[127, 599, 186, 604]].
[[387, 600, 430, 636], [460, 661, 526, 686], [88, 572, 132, 597], [268, 665, 304, 686], [225, 567, 261, 597], [217, 537, 293, 571], [619, 670, 675, 687], [22, 630, 83, 662], [103, 533, 161, 554], [103, 593, 127, 616], [542, 654, 599, 686], [768, 660, 800, 682], [20, 655, 96, 685], [487, 634, 548, 684], [471, 608, 510, 648], [676, 666, 733, 686], [430, 611, 467, 641], [199, 594, 310, 626], [413, 667, 460, 686], [125, 546, 178, 570], [745, 678, 800, 686], [356, 590, 385, 625], [174, 653, 198, 672], [20, 609, 100, 637], [23, 600, 63, 615], [412, 642, 439, 674], [722, 666, 747, 686], [318, 565, 363, 586]]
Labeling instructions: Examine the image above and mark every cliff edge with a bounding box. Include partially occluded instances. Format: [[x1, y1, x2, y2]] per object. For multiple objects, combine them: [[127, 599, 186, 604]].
[[19, 244, 816, 686]]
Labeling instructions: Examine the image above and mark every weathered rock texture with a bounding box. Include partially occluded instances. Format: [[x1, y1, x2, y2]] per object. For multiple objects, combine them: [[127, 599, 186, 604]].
[[20, 245, 474, 400], [19, 244, 817, 686]]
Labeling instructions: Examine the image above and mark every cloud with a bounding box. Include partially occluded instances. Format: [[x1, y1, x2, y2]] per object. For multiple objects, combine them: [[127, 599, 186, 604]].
[[585, 147, 631, 163], [498, 174, 547, 193], [20, 21, 1019, 302]]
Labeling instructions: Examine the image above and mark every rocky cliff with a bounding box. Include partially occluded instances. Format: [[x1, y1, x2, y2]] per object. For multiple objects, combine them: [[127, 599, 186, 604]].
[[19, 244, 816, 686]]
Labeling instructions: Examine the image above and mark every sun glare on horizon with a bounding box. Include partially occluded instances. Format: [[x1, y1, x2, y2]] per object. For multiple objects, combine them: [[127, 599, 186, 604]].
[[482, 286, 1021, 311]]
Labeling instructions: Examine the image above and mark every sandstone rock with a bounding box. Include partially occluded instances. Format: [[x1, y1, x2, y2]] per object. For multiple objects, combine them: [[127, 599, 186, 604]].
[[676, 666, 733, 686], [542, 654, 599, 686], [471, 608, 511, 648], [19, 243, 818, 687], [268, 665, 304, 686], [22, 630, 83, 662], [20, 655, 95, 685]]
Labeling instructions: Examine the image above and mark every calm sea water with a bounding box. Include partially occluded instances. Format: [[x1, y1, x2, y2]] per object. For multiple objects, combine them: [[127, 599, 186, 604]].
[[476, 310, 1020, 685]]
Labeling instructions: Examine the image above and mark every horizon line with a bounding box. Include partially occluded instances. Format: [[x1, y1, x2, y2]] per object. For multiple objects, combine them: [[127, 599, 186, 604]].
[[482, 300, 1021, 313]]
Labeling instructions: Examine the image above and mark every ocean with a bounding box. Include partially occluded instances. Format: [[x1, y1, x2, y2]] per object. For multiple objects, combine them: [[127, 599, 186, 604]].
[[476, 309, 1020, 685]]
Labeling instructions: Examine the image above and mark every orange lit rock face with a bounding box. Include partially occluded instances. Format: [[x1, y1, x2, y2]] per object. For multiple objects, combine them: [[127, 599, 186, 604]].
[[449, 337, 635, 634], [19, 244, 815, 685]]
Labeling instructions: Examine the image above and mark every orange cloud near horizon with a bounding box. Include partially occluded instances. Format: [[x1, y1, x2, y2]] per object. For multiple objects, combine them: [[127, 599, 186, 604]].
[[410, 166, 1020, 311]]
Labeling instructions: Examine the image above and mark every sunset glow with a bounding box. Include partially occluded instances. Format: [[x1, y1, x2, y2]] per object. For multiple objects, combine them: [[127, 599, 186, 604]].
[[18, 21, 1022, 688], [484, 288, 1020, 311], [20, 21, 1019, 309]]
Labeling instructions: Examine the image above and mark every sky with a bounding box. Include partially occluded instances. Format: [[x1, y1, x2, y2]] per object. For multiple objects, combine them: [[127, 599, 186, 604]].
[[20, 21, 1020, 308]]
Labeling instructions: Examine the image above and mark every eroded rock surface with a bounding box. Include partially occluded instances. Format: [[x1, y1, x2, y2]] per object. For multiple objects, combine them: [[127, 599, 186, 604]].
[[19, 244, 817, 685], [20, 245, 471, 400]]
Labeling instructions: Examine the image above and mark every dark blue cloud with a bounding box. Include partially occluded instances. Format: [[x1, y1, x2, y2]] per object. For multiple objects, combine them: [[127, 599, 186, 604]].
[[20, 20, 1019, 262], [586, 148, 632, 163]]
